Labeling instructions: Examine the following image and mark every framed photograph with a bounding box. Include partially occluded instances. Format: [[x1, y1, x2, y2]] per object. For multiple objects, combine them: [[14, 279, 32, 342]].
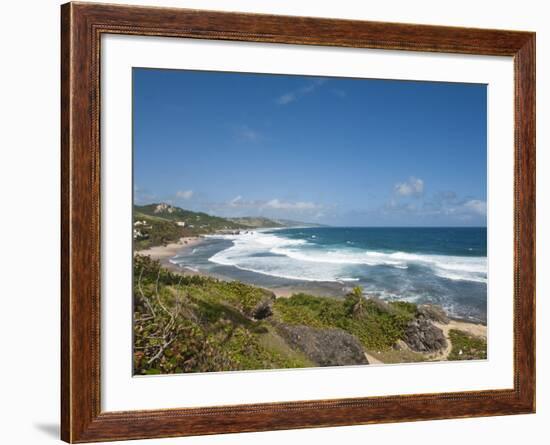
[[61, 2, 535, 442]]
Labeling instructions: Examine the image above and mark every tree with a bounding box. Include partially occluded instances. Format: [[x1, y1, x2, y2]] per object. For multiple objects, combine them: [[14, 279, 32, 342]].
[[344, 286, 367, 319]]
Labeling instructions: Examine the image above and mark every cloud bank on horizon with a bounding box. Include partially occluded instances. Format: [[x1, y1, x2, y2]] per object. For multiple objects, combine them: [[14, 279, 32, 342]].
[[133, 69, 487, 227]]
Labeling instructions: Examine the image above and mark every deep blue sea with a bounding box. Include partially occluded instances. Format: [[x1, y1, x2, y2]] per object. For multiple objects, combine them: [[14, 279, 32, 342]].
[[171, 227, 487, 322]]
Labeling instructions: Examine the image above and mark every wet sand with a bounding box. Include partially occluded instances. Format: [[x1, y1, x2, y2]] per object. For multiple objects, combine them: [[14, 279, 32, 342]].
[[267, 283, 351, 299], [135, 237, 206, 275], [136, 237, 487, 364], [136, 237, 353, 298]]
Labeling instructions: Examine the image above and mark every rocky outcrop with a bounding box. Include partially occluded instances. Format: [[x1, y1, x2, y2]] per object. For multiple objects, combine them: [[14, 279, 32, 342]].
[[154, 203, 175, 214], [417, 304, 449, 324], [251, 296, 274, 320], [276, 324, 369, 366], [403, 319, 447, 352]]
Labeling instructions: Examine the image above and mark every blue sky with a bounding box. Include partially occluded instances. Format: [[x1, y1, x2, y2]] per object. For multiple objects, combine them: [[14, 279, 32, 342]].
[[133, 68, 487, 227]]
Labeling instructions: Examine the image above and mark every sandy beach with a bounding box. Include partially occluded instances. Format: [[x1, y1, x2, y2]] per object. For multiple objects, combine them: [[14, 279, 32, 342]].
[[437, 319, 487, 339], [135, 236, 205, 275], [135, 236, 487, 365], [136, 236, 355, 298], [136, 238, 489, 337], [266, 282, 353, 299]]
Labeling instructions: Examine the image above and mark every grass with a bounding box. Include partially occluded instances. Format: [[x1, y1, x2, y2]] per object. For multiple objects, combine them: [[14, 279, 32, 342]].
[[133, 204, 263, 250], [133, 255, 311, 374], [133, 256, 472, 374], [133, 215, 187, 250], [273, 291, 416, 351], [365, 348, 425, 364], [447, 329, 487, 361], [133, 203, 314, 250]]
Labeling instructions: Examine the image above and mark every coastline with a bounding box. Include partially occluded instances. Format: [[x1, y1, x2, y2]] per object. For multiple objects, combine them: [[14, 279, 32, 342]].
[[364, 317, 487, 364], [134, 225, 487, 322], [135, 235, 487, 327], [135, 235, 353, 298], [135, 236, 205, 275], [135, 234, 487, 365]]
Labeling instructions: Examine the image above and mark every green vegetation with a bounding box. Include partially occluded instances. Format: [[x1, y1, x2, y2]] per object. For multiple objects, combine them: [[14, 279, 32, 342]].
[[133, 203, 323, 250], [133, 203, 246, 250], [133, 257, 480, 374], [227, 216, 284, 229], [133, 255, 311, 375], [273, 287, 416, 350], [136, 203, 245, 230], [133, 215, 186, 250], [133, 258, 416, 374], [227, 216, 323, 228], [365, 348, 425, 364], [447, 329, 487, 360], [133, 203, 301, 250]]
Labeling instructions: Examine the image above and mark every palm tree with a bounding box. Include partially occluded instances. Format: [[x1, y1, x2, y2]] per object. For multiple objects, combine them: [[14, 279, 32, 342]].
[[345, 286, 367, 318]]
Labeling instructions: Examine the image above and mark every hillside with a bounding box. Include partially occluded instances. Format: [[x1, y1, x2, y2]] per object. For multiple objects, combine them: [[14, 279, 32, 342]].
[[135, 203, 244, 230], [133, 255, 487, 375], [226, 216, 284, 229], [227, 216, 323, 228], [271, 218, 325, 228], [133, 203, 322, 249], [133, 203, 244, 250]]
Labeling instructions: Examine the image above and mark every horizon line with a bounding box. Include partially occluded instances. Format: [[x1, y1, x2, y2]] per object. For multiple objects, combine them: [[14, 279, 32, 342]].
[[134, 202, 487, 229]]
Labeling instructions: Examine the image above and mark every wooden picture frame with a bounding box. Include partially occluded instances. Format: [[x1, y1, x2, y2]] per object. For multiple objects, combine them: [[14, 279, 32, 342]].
[[61, 2, 535, 442]]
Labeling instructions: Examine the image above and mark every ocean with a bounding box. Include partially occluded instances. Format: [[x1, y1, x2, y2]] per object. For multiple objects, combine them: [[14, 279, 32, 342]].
[[170, 227, 487, 323]]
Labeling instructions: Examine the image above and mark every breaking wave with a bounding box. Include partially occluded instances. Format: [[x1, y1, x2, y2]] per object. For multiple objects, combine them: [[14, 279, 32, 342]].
[[206, 231, 487, 284]]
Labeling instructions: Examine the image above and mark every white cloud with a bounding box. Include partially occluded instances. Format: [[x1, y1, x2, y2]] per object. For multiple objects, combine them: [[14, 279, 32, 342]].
[[276, 93, 296, 105], [224, 196, 262, 208], [276, 78, 326, 105], [220, 196, 323, 213], [176, 190, 193, 199], [463, 199, 487, 216], [264, 199, 321, 211], [229, 195, 243, 206], [383, 186, 487, 224], [394, 177, 424, 197], [236, 125, 260, 141]]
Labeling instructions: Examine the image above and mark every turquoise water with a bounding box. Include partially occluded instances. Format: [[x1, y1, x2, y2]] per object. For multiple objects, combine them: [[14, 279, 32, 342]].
[[172, 227, 487, 322]]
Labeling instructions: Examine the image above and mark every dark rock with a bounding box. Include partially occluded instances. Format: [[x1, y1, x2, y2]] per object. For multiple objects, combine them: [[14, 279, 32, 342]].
[[276, 324, 369, 366], [403, 319, 447, 352], [417, 304, 449, 324], [252, 297, 274, 320]]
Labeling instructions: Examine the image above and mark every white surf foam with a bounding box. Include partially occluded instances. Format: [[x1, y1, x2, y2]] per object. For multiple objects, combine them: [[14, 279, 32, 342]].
[[207, 230, 487, 284]]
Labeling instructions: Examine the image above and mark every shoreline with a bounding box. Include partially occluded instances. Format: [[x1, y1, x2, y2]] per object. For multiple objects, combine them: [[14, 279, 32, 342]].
[[135, 236, 206, 276], [135, 237, 487, 365], [135, 236, 354, 298], [135, 236, 487, 326]]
